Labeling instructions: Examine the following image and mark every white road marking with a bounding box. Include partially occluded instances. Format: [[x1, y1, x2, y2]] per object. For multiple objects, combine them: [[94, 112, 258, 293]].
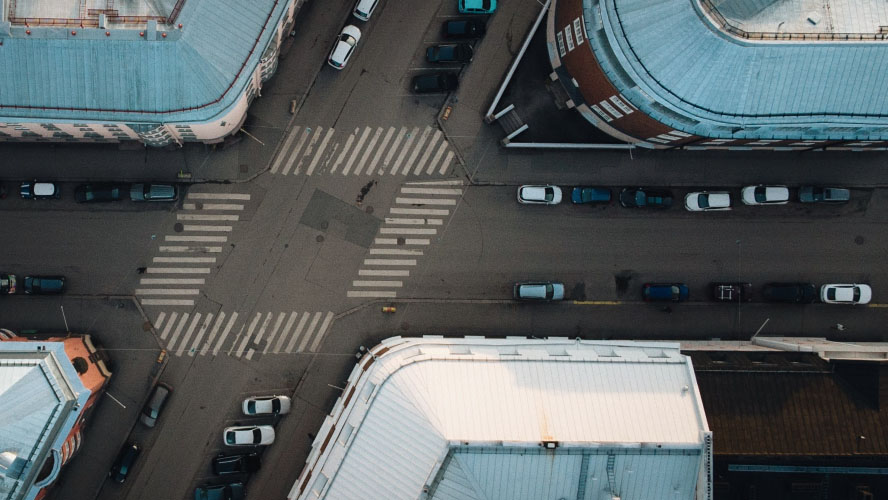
[[187, 193, 250, 200], [140, 299, 195, 306], [270, 126, 300, 173], [426, 140, 449, 175], [273, 312, 299, 353], [439, 150, 455, 175], [330, 130, 356, 173], [391, 126, 420, 174], [135, 289, 201, 295], [401, 126, 432, 175], [363, 259, 417, 266], [359, 269, 410, 276], [284, 313, 310, 353], [263, 312, 287, 354], [414, 129, 442, 175], [154, 312, 167, 331], [379, 227, 437, 235], [251, 313, 273, 354], [400, 187, 462, 195], [353, 127, 383, 176], [167, 313, 190, 349], [174, 313, 202, 356], [177, 214, 239, 221], [369, 126, 396, 174], [201, 312, 226, 356], [235, 313, 262, 358], [165, 235, 228, 243], [369, 248, 423, 255], [383, 217, 442, 225], [140, 278, 205, 285], [160, 312, 178, 340], [153, 257, 217, 263], [182, 203, 244, 211], [389, 207, 450, 216], [343, 126, 372, 175], [159, 246, 223, 253], [383, 127, 407, 173], [374, 238, 430, 245], [146, 267, 212, 274], [245, 348, 256, 361], [352, 280, 403, 287], [405, 179, 464, 185], [282, 127, 312, 176], [347, 290, 397, 298], [212, 312, 238, 356], [395, 197, 457, 206], [306, 128, 335, 176], [309, 312, 335, 352], [294, 126, 323, 175], [182, 225, 232, 232], [187, 313, 214, 357], [298, 312, 323, 353]]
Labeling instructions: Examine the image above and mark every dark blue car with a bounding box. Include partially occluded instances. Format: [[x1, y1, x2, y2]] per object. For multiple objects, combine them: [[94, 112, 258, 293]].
[[571, 187, 611, 204], [643, 283, 689, 302]]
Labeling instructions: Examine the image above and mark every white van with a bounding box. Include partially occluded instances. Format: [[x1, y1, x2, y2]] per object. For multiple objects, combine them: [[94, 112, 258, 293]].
[[352, 0, 379, 21]]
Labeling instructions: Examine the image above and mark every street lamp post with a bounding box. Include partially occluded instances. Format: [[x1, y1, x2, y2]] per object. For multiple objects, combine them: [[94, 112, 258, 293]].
[[736, 240, 742, 332]]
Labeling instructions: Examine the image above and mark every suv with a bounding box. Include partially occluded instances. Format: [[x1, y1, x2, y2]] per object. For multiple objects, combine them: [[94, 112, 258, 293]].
[[798, 186, 850, 203], [412, 72, 459, 93], [140, 382, 172, 428], [762, 283, 816, 303], [443, 19, 486, 39], [212, 453, 261, 476], [130, 183, 177, 201], [23, 276, 65, 294]]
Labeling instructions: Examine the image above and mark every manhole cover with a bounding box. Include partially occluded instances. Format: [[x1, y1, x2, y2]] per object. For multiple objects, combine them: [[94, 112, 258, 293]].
[[365, 206, 374, 214], [855, 235, 865, 245], [316, 235, 325, 243], [397, 237, 405, 245], [173, 223, 184, 232]]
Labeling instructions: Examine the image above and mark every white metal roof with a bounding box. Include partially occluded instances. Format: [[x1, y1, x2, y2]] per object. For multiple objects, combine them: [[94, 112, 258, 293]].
[[290, 337, 712, 500]]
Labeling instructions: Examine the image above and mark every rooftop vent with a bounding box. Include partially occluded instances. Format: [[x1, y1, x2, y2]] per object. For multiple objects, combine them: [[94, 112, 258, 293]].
[[0, 451, 25, 480]]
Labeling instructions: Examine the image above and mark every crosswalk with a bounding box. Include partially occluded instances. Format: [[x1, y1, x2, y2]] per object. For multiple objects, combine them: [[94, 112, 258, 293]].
[[152, 310, 335, 358], [347, 180, 464, 299], [137, 191, 250, 308], [269, 125, 456, 177]]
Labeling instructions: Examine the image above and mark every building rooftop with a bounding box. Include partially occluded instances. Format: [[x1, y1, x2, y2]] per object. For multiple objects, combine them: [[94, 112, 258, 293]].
[[712, 0, 888, 34], [290, 337, 712, 500]]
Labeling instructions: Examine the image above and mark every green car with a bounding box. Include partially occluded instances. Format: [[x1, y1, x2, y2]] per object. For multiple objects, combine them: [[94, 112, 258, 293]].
[[459, 0, 496, 14]]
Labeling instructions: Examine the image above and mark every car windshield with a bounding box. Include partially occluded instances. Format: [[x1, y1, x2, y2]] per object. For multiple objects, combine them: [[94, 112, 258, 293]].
[[272, 399, 281, 412], [827, 289, 836, 300], [252, 428, 261, 442], [697, 194, 710, 208], [670, 286, 679, 296], [247, 401, 256, 413], [635, 191, 646, 205], [226, 432, 236, 445], [754, 187, 767, 202], [544, 188, 554, 201], [482, 0, 491, 8], [853, 288, 860, 301], [340, 34, 356, 46]]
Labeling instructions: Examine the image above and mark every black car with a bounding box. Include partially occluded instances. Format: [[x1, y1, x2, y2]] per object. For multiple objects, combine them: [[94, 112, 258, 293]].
[[109, 442, 141, 484], [762, 283, 816, 303], [619, 188, 673, 208], [798, 186, 850, 203], [20, 181, 61, 200], [194, 482, 245, 500], [412, 72, 459, 93], [23, 276, 65, 294], [426, 44, 474, 63], [212, 453, 261, 476], [711, 282, 752, 302], [443, 19, 486, 39], [75, 184, 125, 202], [140, 382, 173, 428]]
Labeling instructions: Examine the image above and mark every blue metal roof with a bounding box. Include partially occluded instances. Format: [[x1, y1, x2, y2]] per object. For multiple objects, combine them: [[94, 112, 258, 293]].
[[0, 0, 287, 124], [588, 0, 888, 139]]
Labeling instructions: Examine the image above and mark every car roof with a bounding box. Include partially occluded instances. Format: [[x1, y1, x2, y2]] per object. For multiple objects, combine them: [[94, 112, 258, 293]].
[[707, 192, 730, 206], [521, 186, 548, 200], [33, 183, 56, 195], [763, 186, 788, 198]]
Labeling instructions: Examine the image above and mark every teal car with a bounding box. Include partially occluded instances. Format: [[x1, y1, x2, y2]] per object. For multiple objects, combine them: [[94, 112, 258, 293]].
[[459, 0, 496, 14]]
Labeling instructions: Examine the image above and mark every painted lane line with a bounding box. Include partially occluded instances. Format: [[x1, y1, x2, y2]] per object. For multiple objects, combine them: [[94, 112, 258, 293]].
[[167, 313, 190, 350], [405, 179, 464, 185], [135, 289, 201, 295], [234, 313, 262, 358], [273, 312, 299, 354], [395, 197, 457, 206], [252, 312, 274, 350], [213, 312, 238, 356], [284, 313, 310, 353], [298, 312, 323, 353], [572, 300, 624, 305], [165, 235, 228, 243], [159, 246, 223, 253], [294, 126, 323, 175], [359, 269, 410, 276], [154, 312, 167, 331], [400, 187, 462, 196], [245, 348, 256, 361], [187, 313, 214, 357], [399, 126, 431, 175], [390, 207, 450, 216], [306, 128, 336, 176], [146, 267, 212, 274], [181, 225, 232, 232], [414, 129, 442, 175], [439, 150, 455, 175], [182, 203, 244, 211], [309, 312, 335, 352], [351, 127, 380, 176], [153, 257, 217, 263], [140, 278, 205, 285], [347, 290, 397, 298], [391, 126, 420, 174], [201, 312, 226, 356], [379, 227, 437, 235], [173, 313, 201, 356], [363, 259, 417, 266], [330, 129, 356, 173], [352, 281, 403, 287], [141, 299, 195, 306], [270, 126, 301, 173], [282, 127, 313, 176], [263, 312, 287, 354], [383, 127, 408, 173], [426, 140, 449, 175], [160, 312, 179, 340], [374, 238, 430, 245], [177, 214, 239, 221], [342, 126, 372, 175], [369, 248, 423, 256], [186, 193, 251, 200], [369, 126, 396, 174]]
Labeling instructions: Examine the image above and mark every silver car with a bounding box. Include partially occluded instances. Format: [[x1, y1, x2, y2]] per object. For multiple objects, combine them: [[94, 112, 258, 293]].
[[242, 395, 291, 415], [223, 425, 275, 446], [514, 282, 565, 301]]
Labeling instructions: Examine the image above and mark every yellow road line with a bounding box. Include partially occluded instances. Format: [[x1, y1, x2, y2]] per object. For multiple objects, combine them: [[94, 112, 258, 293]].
[[572, 300, 623, 305], [867, 303, 888, 308]]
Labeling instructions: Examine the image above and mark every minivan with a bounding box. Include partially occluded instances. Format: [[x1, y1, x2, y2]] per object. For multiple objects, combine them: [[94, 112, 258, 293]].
[[352, 0, 378, 21]]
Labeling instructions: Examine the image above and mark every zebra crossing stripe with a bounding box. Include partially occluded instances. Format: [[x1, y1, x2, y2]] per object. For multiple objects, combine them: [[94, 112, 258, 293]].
[[426, 140, 449, 175], [391, 127, 420, 175], [374, 238, 430, 245], [282, 128, 312, 176], [160, 246, 223, 253], [284, 313, 310, 353], [309, 312, 334, 352], [353, 127, 383, 176], [369, 248, 423, 255], [154, 312, 167, 331], [177, 214, 239, 221], [294, 126, 323, 175], [305, 128, 335, 176], [439, 151, 455, 175], [160, 312, 179, 340], [168, 313, 190, 348], [263, 312, 287, 354], [146, 267, 212, 274], [182, 203, 244, 211], [271, 126, 301, 174], [201, 312, 226, 356], [252, 313, 274, 350], [395, 197, 457, 206], [298, 312, 323, 353], [347, 290, 397, 298], [390, 207, 450, 216], [342, 127, 373, 175], [330, 130, 357, 174], [187, 193, 251, 200], [364, 258, 417, 266], [405, 179, 464, 185], [187, 313, 214, 357], [153, 257, 216, 263], [379, 228, 436, 235], [212, 312, 238, 356], [383, 127, 408, 173], [413, 129, 442, 175], [359, 269, 410, 276], [368, 126, 396, 174], [140, 299, 195, 306], [273, 312, 299, 353], [234, 313, 262, 358], [165, 235, 228, 243], [182, 225, 232, 232], [400, 187, 462, 196], [383, 217, 441, 225], [401, 126, 432, 175], [135, 289, 201, 295], [173, 313, 201, 356], [352, 280, 403, 287], [140, 278, 205, 285]]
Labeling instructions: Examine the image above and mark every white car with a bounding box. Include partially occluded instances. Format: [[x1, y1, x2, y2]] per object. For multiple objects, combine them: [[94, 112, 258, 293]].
[[820, 284, 872, 304], [223, 425, 275, 446], [242, 395, 291, 416], [517, 185, 562, 205], [741, 185, 789, 205], [684, 191, 731, 211], [328, 25, 361, 70]]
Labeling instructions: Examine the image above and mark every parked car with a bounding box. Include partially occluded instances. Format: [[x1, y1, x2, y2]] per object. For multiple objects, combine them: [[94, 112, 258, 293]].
[[0, 274, 16, 294], [643, 283, 689, 302], [798, 186, 850, 203], [517, 185, 562, 205], [352, 0, 379, 21], [412, 72, 459, 93], [20, 181, 60, 200], [684, 191, 731, 211], [741, 185, 789, 205], [224, 425, 275, 446], [619, 188, 672, 209], [513, 282, 565, 301], [711, 282, 752, 302], [212, 453, 261, 476], [74, 184, 124, 202], [571, 187, 611, 204], [23, 276, 65, 294], [820, 284, 871, 305], [140, 382, 173, 428], [242, 395, 291, 415], [328, 25, 361, 70], [109, 442, 141, 484], [443, 19, 486, 39], [130, 183, 177, 201], [426, 44, 474, 63], [762, 283, 816, 303], [459, 0, 496, 14], [194, 482, 245, 500]]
